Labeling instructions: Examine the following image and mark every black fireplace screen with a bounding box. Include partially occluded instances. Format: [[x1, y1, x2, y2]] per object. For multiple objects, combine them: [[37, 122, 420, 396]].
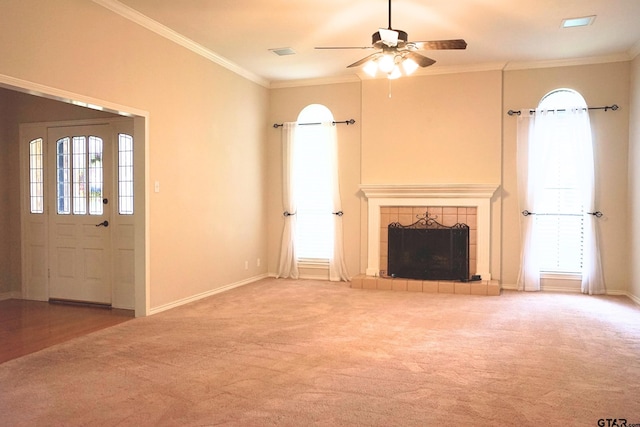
[[387, 214, 469, 281]]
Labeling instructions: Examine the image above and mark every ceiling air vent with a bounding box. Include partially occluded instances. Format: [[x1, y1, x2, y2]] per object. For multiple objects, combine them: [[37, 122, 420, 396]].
[[561, 15, 596, 28], [269, 47, 296, 56]]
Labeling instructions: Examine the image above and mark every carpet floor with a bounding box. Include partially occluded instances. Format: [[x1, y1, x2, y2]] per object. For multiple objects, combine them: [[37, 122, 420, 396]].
[[1, 278, 639, 426]]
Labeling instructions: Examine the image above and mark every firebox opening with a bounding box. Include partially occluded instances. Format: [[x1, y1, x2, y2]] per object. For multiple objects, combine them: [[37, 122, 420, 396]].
[[387, 214, 469, 281]]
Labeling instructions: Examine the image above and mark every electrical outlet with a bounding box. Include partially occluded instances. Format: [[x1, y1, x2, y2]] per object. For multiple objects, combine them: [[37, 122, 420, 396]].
[[256, 258, 261, 267], [244, 260, 249, 270]]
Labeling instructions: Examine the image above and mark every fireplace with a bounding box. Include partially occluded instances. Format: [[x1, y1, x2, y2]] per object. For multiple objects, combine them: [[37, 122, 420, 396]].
[[381, 206, 476, 280], [387, 213, 469, 281], [360, 184, 499, 281]]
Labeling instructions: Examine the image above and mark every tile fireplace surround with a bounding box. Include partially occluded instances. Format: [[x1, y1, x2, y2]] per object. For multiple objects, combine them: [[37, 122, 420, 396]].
[[358, 184, 500, 296]]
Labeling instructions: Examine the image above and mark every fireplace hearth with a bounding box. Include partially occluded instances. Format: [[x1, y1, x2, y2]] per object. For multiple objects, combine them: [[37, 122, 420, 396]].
[[387, 213, 469, 281]]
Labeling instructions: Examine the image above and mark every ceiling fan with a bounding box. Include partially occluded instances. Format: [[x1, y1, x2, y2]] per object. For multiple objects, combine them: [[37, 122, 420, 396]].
[[315, 0, 467, 79]]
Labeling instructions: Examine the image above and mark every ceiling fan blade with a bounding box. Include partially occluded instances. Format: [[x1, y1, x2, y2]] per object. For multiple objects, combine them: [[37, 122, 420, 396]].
[[347, 52, 381, 68], [316, 0, 466, 72], [315, 46, 374, 50], [405, 51, 436, 68], [411, 39, 467, 50]]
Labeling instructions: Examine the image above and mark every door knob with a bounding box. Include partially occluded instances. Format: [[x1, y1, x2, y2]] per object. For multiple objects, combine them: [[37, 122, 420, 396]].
[[95, 220, 109, 227]]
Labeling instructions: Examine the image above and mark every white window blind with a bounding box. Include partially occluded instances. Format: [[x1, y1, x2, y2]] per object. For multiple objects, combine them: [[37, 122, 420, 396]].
[[294, 105, 335, 260], [535, 90, 589, 273]]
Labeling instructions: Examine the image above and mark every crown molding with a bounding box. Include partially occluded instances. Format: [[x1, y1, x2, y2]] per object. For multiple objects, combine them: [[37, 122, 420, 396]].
[[360, 62, 506, 80], [503, 53, 631, 71], [92, 0, 270, 88], [271, 62, 506, 88], [405, 62, 506, 77], [269, 74, 361, 89], [272, 53, 633, 87]]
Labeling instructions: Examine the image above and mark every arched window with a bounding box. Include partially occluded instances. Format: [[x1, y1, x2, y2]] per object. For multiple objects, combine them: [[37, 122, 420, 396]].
[[536, 89, 587, 273], [517, 88, 605, 294], [294, 105, 334, 259], [276, 104, 350, 281]]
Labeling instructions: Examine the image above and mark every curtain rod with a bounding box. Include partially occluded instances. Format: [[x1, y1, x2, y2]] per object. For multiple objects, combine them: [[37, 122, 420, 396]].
[[273, 119, 356, 128], [522, 210, 603, 218], [507, 104, 618, 116]]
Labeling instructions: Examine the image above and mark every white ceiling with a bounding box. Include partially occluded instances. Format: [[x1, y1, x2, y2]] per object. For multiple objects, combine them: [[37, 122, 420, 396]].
[[110, 0, 640, 85]]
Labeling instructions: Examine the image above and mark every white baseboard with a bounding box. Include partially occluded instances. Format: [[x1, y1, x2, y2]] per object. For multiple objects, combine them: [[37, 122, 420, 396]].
[[268, 268, 331, 281], [541, 284, 582, 293], [269, 274, 331, 281], [498, 282, 639, 305], [298, 272, 330, 281], [626, 292, 640, 306], [501, 282, 582, 292], [148, 274, 269, 316]]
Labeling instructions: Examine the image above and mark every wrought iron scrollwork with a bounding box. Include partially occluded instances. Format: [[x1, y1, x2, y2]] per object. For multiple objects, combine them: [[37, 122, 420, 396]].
[[388, 211, 469, 230]]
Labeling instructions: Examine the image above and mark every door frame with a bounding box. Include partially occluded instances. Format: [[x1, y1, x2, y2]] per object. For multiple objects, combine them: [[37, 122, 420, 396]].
[[5, 73, 150, 317], [20, 118, 135, 309]]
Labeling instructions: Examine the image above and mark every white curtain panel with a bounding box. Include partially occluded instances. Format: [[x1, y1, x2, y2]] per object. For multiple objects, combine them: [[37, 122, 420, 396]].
[[276, 122, 299, 279], [516, 111, 542, 291], [324, 122, 350, 282], [572, 109, 606, 294], [516, 109, 605, 294]]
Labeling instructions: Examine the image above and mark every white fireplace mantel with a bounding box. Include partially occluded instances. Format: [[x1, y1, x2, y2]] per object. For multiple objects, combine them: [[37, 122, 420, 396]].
[[360, 183, 500, 280]]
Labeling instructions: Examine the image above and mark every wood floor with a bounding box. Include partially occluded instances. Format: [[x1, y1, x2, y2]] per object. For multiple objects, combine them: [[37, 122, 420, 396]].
[[0, 299, 134, 364]]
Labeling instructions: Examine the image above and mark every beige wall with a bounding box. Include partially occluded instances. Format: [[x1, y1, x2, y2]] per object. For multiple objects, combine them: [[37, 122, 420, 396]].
[[361, 71, 503, 185], [629, 55, 640, 302], [0, 0, 269, 309], [267, 82, 362, 278], [502, 62, 631, 292], [0, 88, 116, 296]]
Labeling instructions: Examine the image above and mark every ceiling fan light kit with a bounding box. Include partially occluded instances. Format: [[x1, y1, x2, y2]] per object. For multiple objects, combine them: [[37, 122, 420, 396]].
[[377, 52, 396, 73], [315, 0, 467, 80], [362, 50, 420, 79], [402, 57, 419, 75]]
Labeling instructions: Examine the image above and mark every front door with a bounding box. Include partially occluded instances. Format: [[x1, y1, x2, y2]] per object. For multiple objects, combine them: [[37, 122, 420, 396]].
[[47, 125, 113, 304]]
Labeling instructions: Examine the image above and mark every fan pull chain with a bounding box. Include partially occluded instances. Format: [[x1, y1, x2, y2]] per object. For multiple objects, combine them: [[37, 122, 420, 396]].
[[388, 78, 392, 98]]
